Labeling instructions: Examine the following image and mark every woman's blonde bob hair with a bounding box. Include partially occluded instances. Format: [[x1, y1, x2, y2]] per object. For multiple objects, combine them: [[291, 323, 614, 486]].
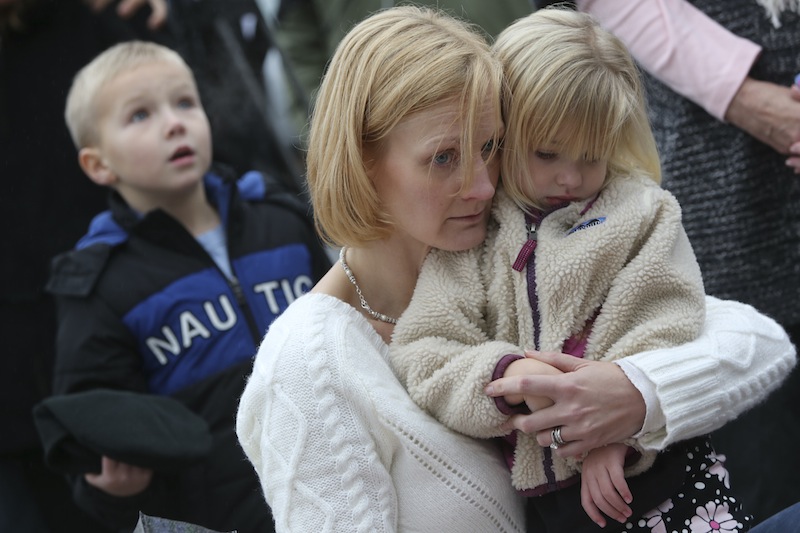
[[307, 5, 504, 247], [493, 8, 661, 212]]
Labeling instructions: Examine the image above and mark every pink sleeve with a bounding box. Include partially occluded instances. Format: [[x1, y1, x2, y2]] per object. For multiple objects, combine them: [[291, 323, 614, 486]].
[[574, 0, 762, 122]]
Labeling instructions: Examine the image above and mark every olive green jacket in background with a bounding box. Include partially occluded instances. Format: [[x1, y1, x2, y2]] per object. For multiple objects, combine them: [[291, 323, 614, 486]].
[[275, 0, 533, 137]]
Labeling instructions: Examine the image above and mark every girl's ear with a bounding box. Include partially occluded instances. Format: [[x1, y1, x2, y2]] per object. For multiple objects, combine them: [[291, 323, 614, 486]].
[[78, 147, 117, 186]]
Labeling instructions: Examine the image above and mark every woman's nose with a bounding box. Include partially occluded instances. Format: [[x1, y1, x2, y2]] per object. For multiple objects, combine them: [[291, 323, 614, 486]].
[[463, 160, 496, 200]]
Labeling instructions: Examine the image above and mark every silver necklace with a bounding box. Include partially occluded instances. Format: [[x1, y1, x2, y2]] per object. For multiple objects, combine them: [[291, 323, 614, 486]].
[[339, 246, 398, 325]]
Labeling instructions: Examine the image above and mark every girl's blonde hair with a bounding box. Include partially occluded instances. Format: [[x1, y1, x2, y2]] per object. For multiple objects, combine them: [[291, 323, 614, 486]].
[[307, 6, 504, 247], [493, 8, 661, 211], [65, 40, 190, 148]]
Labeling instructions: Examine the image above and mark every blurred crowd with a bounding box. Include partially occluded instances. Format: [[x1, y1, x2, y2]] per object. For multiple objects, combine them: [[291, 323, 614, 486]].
[[1, 1, 798, 532]]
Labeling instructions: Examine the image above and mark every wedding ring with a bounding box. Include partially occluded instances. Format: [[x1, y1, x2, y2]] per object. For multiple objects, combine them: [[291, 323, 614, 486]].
[[550, 426, 566, 450]]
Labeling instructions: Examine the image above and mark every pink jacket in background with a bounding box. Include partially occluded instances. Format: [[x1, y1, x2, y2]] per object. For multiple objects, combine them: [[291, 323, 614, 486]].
[[575, 0, 761, 121]]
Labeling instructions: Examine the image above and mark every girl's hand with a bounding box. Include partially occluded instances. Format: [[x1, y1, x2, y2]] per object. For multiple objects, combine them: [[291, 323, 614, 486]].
[[581, 443, 633, 527]]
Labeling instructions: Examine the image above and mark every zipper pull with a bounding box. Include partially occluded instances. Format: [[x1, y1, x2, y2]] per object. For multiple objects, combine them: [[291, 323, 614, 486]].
[[512, 222, 537, 272], [230, 276, 247, 305]]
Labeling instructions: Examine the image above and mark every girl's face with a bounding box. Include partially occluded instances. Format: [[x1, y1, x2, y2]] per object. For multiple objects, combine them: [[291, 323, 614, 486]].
[[523, 141, 608, 208], [370, 96, 503, 254]]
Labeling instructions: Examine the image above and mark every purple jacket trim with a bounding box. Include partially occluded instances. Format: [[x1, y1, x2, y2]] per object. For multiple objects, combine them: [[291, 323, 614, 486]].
[[491, 354, 531, 415]]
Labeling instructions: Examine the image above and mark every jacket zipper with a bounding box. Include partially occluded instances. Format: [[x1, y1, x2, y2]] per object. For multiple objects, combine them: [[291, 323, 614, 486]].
[[516, 213, 558, 491], [228, 274, 261, 344]]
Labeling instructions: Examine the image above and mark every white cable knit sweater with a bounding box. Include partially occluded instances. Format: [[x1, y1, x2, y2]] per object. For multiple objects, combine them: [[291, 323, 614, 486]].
[[235, 293, 526, 533]]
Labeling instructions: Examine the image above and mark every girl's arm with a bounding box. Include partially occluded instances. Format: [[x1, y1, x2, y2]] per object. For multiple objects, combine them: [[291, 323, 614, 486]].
[[390, 248, 525, 438]]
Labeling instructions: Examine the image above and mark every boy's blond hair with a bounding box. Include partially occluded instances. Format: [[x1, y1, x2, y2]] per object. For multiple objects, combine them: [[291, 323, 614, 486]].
[[65, 40, 190, 148], [493, 8, 661, 212], [307, 6, 504, 247]]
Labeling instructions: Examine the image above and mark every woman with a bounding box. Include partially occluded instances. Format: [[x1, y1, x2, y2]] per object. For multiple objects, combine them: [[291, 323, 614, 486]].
[[236, 6, 796, 532]]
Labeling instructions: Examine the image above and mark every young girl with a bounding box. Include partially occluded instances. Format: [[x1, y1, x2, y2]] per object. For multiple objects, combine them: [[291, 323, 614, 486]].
[[390, 8, 753, 532]]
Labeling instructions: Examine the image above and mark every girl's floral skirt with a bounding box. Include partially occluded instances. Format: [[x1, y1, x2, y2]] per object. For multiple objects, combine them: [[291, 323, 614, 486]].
[[623, 438, 752, 533]]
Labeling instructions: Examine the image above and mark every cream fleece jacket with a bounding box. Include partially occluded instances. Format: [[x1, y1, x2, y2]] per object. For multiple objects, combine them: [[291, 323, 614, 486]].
[[391, 175, 706, 492]]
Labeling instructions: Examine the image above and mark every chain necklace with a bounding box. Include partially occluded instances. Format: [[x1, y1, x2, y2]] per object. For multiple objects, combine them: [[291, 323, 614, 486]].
[[339, 246, 398, 325]]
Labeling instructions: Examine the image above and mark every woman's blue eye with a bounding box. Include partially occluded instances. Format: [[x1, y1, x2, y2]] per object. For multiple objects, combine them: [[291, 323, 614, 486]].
[[481, 139, 497, 159], [434, 152, 455, 166]]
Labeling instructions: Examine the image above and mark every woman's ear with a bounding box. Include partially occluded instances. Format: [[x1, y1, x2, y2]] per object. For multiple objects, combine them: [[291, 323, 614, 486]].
[[362, 142, 381, 182], [78, 147, 117, 186]]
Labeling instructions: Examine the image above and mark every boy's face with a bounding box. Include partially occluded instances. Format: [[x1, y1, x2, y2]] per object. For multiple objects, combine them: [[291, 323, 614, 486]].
[[84, 59, 212, 213]]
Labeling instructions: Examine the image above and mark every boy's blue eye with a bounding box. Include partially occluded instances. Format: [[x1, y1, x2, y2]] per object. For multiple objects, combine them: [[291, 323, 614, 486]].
[[131, 109, 149, 122], [177, 97, 195, 109]]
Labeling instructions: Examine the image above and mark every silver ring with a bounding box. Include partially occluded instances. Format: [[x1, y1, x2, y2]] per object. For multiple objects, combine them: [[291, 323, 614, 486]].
[[550, 426, 565, 450]]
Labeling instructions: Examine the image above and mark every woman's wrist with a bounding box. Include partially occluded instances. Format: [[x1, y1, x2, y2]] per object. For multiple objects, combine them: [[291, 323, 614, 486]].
[[614, 359, 664, 438]]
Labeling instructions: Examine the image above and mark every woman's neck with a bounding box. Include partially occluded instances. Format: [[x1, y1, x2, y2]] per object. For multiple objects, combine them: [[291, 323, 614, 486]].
[[315, 238, 429, 343]]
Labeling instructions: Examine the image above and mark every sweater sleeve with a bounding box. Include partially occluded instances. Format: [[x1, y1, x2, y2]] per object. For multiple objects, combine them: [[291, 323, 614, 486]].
[[575, 0, 762, 121], [623, 295, 797, 450], [236, 306, 397, 533], [389, 248, 520, 439]]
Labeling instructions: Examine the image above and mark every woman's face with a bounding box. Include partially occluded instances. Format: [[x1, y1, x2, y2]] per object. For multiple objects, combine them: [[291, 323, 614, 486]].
[[370, 97, 502, 253]]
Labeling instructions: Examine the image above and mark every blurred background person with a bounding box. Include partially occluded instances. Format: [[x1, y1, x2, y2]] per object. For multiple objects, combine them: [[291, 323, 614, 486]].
[[272, 0, 535, 144], [0, 1, 168, 530]]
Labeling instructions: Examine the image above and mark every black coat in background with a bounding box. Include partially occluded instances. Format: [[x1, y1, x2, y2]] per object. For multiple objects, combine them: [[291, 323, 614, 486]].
[[0, 1, 168, 531]]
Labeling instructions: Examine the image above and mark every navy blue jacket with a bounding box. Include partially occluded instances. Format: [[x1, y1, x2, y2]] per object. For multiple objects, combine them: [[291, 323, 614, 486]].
[[45, 170, 330, 532]]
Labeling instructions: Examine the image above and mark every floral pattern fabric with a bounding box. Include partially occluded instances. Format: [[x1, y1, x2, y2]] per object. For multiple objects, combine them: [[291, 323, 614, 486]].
[[620, 438, 752, 532]]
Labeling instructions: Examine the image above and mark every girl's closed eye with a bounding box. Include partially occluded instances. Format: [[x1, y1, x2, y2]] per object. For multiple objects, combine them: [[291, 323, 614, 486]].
[[535, 150, 557, 161]]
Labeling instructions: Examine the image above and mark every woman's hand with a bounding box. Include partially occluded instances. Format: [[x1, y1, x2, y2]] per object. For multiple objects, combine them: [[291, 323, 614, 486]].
[[485, 350, 645, 457], [84, 456, 153, 497], [785, 82, 800, 173], [725, 77, 800, 155]]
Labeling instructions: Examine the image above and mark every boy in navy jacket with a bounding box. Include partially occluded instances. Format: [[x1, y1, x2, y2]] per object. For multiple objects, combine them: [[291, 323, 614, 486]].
[[44, 40, 330, 532]]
